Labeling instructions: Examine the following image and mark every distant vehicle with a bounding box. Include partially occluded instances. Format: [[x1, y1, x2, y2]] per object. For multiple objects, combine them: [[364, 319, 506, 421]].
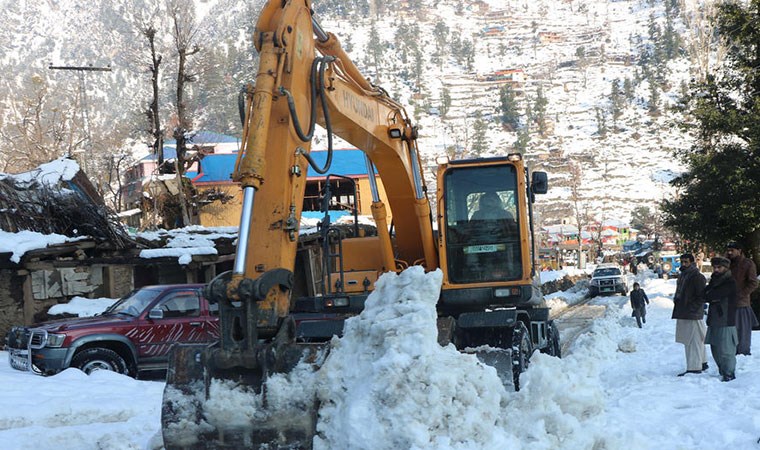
[[4, 284, 219, 377], [657, 254, 681, 279], [588, 263, 628, 297]]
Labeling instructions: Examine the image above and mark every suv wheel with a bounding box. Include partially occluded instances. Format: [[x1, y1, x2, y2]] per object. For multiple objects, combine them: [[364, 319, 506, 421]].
[[71, 348, 129, 375]]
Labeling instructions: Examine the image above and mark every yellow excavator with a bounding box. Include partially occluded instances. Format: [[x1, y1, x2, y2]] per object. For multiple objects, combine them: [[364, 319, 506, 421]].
[[161, 1, 559, 448]]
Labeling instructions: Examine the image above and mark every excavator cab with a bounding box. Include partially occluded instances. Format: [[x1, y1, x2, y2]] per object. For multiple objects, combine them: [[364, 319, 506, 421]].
[[434, 156, 557, 390], [441, 163, 523, 284]]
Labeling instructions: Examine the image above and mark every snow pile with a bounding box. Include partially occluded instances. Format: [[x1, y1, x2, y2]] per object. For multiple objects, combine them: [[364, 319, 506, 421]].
[[0, 366, 164, 450], [314, 267, 513, 449], [47, 296, 117, 317], [2, 274, 760, 449]]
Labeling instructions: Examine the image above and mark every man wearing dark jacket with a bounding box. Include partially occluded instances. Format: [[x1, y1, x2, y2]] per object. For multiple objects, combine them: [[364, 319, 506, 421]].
[[630, 282, 649, 328], [726, 242, 759, 355], [705, 257, 738, 382], [672, 253, 707, 376]]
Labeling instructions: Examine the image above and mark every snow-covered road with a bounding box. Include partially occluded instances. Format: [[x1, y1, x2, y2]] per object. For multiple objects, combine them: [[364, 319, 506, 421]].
[[1, 273, 759, 450]]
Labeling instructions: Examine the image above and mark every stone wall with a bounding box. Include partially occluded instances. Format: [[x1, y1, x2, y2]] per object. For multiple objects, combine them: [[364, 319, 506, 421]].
[[0, 270, 25, 342]]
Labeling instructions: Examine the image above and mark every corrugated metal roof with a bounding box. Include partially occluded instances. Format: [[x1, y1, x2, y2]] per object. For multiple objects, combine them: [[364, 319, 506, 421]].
[[305, 149, 374, 179], [188, 149, 374, 183], [166, 130, 240, 145], [188, 154, 237, 183]]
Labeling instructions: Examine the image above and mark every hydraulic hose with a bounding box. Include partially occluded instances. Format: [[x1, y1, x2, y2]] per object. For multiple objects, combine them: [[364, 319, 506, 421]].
[[238, 85, 247, 126], [279, 58, 320, 141], [285, 56, 336, 175]]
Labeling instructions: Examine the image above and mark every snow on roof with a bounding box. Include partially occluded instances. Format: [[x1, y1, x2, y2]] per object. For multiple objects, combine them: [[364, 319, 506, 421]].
[[136, 226, 238, 266], [0, 157, 80, 187], [0, 230, 79, 263]]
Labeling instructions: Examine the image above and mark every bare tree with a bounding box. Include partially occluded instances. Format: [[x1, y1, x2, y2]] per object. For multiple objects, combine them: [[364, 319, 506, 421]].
[[101, 152, 131, 212], [0, 74, 85, 172], [168, 0, 202, 227], [143, 23, 165, 171], [568, 162, 591, 267], [678, 0, 725, 81]]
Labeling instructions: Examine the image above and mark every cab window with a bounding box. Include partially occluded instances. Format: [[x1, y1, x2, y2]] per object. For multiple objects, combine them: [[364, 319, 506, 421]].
[[443, 164, 523, 283], [157, 291, 201, 318]]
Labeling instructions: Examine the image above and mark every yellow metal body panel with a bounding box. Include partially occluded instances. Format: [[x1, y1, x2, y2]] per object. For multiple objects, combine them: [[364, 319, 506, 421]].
[[339, 236, 386, 272]]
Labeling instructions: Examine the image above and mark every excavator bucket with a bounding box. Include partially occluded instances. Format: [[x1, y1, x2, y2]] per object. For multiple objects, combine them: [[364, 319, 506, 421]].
[[468, 348, 516, 389], [161, 318, 329, 449], [438, 315, 531, 391]]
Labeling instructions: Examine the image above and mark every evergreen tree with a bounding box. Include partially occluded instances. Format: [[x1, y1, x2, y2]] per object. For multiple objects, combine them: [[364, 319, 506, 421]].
[[498, 84, 520, 131], [648, 80, 659, 115], [514, 127, 530, 153], [623, 77, 635, 103], [575, 46, 589, 87], [470, 112, 488, 156], [610, 79, 624, 131], [460, 39, 475, 71], [662, 0, 760, 263], [364, 24, 385, 77], [534, 85, 548, 137], [663, 1, 682, 59], [524, 102, 533, 132], [647, 13, 667, 85], [440, 87, 451, 118], [595, 107, 607, 138], [432, 20, 449, 69]]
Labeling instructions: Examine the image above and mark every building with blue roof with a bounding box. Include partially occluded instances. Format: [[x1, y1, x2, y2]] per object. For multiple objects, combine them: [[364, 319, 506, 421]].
[[187, 148, 389, 227], [121, 131, 390, 228]]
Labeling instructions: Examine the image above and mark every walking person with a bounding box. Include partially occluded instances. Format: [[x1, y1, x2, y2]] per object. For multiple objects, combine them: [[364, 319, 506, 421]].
[[672, 253, 708, 376], [704, 257, 738, 381], [726, 242, 759, 355], [630, 282, 649, 328], [629, 256, 638, 275]]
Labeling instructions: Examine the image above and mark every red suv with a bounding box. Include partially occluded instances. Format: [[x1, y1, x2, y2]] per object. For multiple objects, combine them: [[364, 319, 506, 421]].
[[5, 284, 219, 377]]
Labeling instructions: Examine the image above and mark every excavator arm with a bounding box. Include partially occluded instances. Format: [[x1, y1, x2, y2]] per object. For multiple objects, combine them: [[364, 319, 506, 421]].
[[163, 2, 437, 448], [221, 0, 436, 335]]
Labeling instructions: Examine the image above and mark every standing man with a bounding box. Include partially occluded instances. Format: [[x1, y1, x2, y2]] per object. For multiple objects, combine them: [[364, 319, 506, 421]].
[[704, 257, 738, 382], [672, 253, 707, 376], [726, 242, 759, 356]]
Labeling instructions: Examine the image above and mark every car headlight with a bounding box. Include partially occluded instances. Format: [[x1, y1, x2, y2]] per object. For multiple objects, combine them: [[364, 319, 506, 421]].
[[45, 333, 66, 348]]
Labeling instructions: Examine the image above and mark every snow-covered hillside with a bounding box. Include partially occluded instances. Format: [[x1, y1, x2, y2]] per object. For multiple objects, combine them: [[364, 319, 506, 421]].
[[325, 0, 697, 223], [0, 0, 711, 224]]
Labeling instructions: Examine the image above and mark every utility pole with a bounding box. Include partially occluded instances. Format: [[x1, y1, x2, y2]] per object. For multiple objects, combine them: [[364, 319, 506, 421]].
[[48, 64, 111, 173]]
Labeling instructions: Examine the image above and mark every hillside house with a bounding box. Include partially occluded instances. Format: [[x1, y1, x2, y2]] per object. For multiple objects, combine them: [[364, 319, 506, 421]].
[[538, 31, 563, 44], [122, 131, 240, 214], [478, 69, 526, 87], [482, 25, 506, 37], [0, 159, 238, 339], [587, 219, 637, 247]]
